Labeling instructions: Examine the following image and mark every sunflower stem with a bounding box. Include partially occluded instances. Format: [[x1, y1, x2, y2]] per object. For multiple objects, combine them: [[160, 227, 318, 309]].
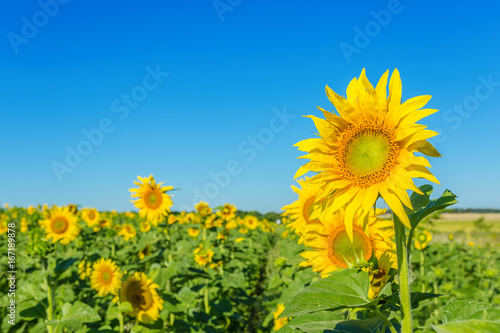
[[393, 213, 413, 333], [204, 279, 210, 314], [118, 311, 124, 333], [420, 251, 425, 293], [373, 306, 397, 333], [46, 268, 54, 333]]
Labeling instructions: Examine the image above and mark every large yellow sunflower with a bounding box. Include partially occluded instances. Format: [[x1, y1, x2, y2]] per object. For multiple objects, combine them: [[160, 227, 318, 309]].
[[295, 69, 440, 239], [90, 258, 122, 297], [120, 272, 164, 324], [130, 175, 174, 226], [300, 208, 396, 276], [39, 206, 80, 245], [281, 177, 322, 238]]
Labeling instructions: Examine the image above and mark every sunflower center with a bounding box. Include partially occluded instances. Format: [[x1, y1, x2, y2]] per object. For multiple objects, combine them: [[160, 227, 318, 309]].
[[88, 211, 95, 219], [417, 233, 427, 242], [145, 190, 162, 209], [338, 121, 401, 188], [346, 134, 390, 177], [126, 281, 153, 311], [328, 225, 373, 268], [51, 216, 69, 234], [101, 269, 113, 284]]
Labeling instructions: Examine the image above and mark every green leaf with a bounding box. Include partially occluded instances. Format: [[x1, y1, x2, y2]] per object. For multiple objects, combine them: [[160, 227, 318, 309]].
[[119, 301, 133, 313], [432, 319, 500, 333], [409, 188, 458, 229], [49, 301, 101, 326], [442, 300, 500, 323], [54, 258, 77, 274], [287, 314, 386, 333], [19, 302, 47, 320], [409, 184, 433, 213], [280, 269, 372, 318], [148, 263, 162, 281], [389, 292, 441, 308]]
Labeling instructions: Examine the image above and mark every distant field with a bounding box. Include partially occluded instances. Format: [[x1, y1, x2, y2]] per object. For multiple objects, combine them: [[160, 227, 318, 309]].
[[425, 213, 500, 244], [436, 213, 500, 222], [380, 213, 500, 244]]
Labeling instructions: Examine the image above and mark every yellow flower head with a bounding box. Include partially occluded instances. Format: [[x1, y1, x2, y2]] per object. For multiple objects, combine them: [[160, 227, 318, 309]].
[[469, 241, 475, 247], [273, 303, 289, 331], [294, 69, 440, 240], [282, 177, 322, 238], [235, 237, 245, 243], [118, 224, 137, 241], [217, 203, 237, 221], [78, 260, 92, 280], [27, 205, 36, 215], [81, 208, 100, 228], [205, 214, 221, 228], [130, 175, 174, 226], [120, 272, 164, 324], [193, 244, 214, 266], [0, 220, 7, 235], [90, 258, 122, 297], [226, 219, 238, 230], [39, 206, 80, 245], [167, 214, 177, 225], [448, 234, 454, 241], [195, 201, 212, 217], [98, 217, 113, 229], [414, 230, 432, 250], [20, 217, 28, 233], [300, 208, 396, 276], [140, 221, 151, 233], [244, 215, 260, 230], [188, 227, 200, 238]]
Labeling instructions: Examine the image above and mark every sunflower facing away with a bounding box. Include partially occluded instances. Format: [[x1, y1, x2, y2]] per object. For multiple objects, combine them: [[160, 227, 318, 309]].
[[39, 206, 80, 245], [120, 272, 164, 324], [295, 69, 440, 239], [300, 208, 396, 277], [90, 258, 123, 297], [130, 175, 174, 226]]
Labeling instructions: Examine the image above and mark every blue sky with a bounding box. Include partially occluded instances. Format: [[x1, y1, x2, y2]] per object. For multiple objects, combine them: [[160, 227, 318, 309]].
[[1, 0, 499, 213]]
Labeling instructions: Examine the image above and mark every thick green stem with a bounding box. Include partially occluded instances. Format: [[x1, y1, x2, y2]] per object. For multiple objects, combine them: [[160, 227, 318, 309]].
[[204, 280, 210, 314], [373, 306, 397, 333], [46, 276, 54, 333], [420, 251, 425, 293], [118, 311, 124, 333], [394, 214, 413, 333]]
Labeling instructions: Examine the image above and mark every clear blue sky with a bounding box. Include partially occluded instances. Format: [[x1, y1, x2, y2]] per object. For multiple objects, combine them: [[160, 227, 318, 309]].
[[1, 0, 499, 213]]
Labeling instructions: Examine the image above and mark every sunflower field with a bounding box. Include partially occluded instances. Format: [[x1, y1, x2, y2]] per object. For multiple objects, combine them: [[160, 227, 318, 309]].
[[1, 69, 500, 333]]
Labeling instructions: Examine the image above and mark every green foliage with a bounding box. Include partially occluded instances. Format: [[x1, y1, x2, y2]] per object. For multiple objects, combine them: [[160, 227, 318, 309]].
[[281, 269, 372, 318]]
